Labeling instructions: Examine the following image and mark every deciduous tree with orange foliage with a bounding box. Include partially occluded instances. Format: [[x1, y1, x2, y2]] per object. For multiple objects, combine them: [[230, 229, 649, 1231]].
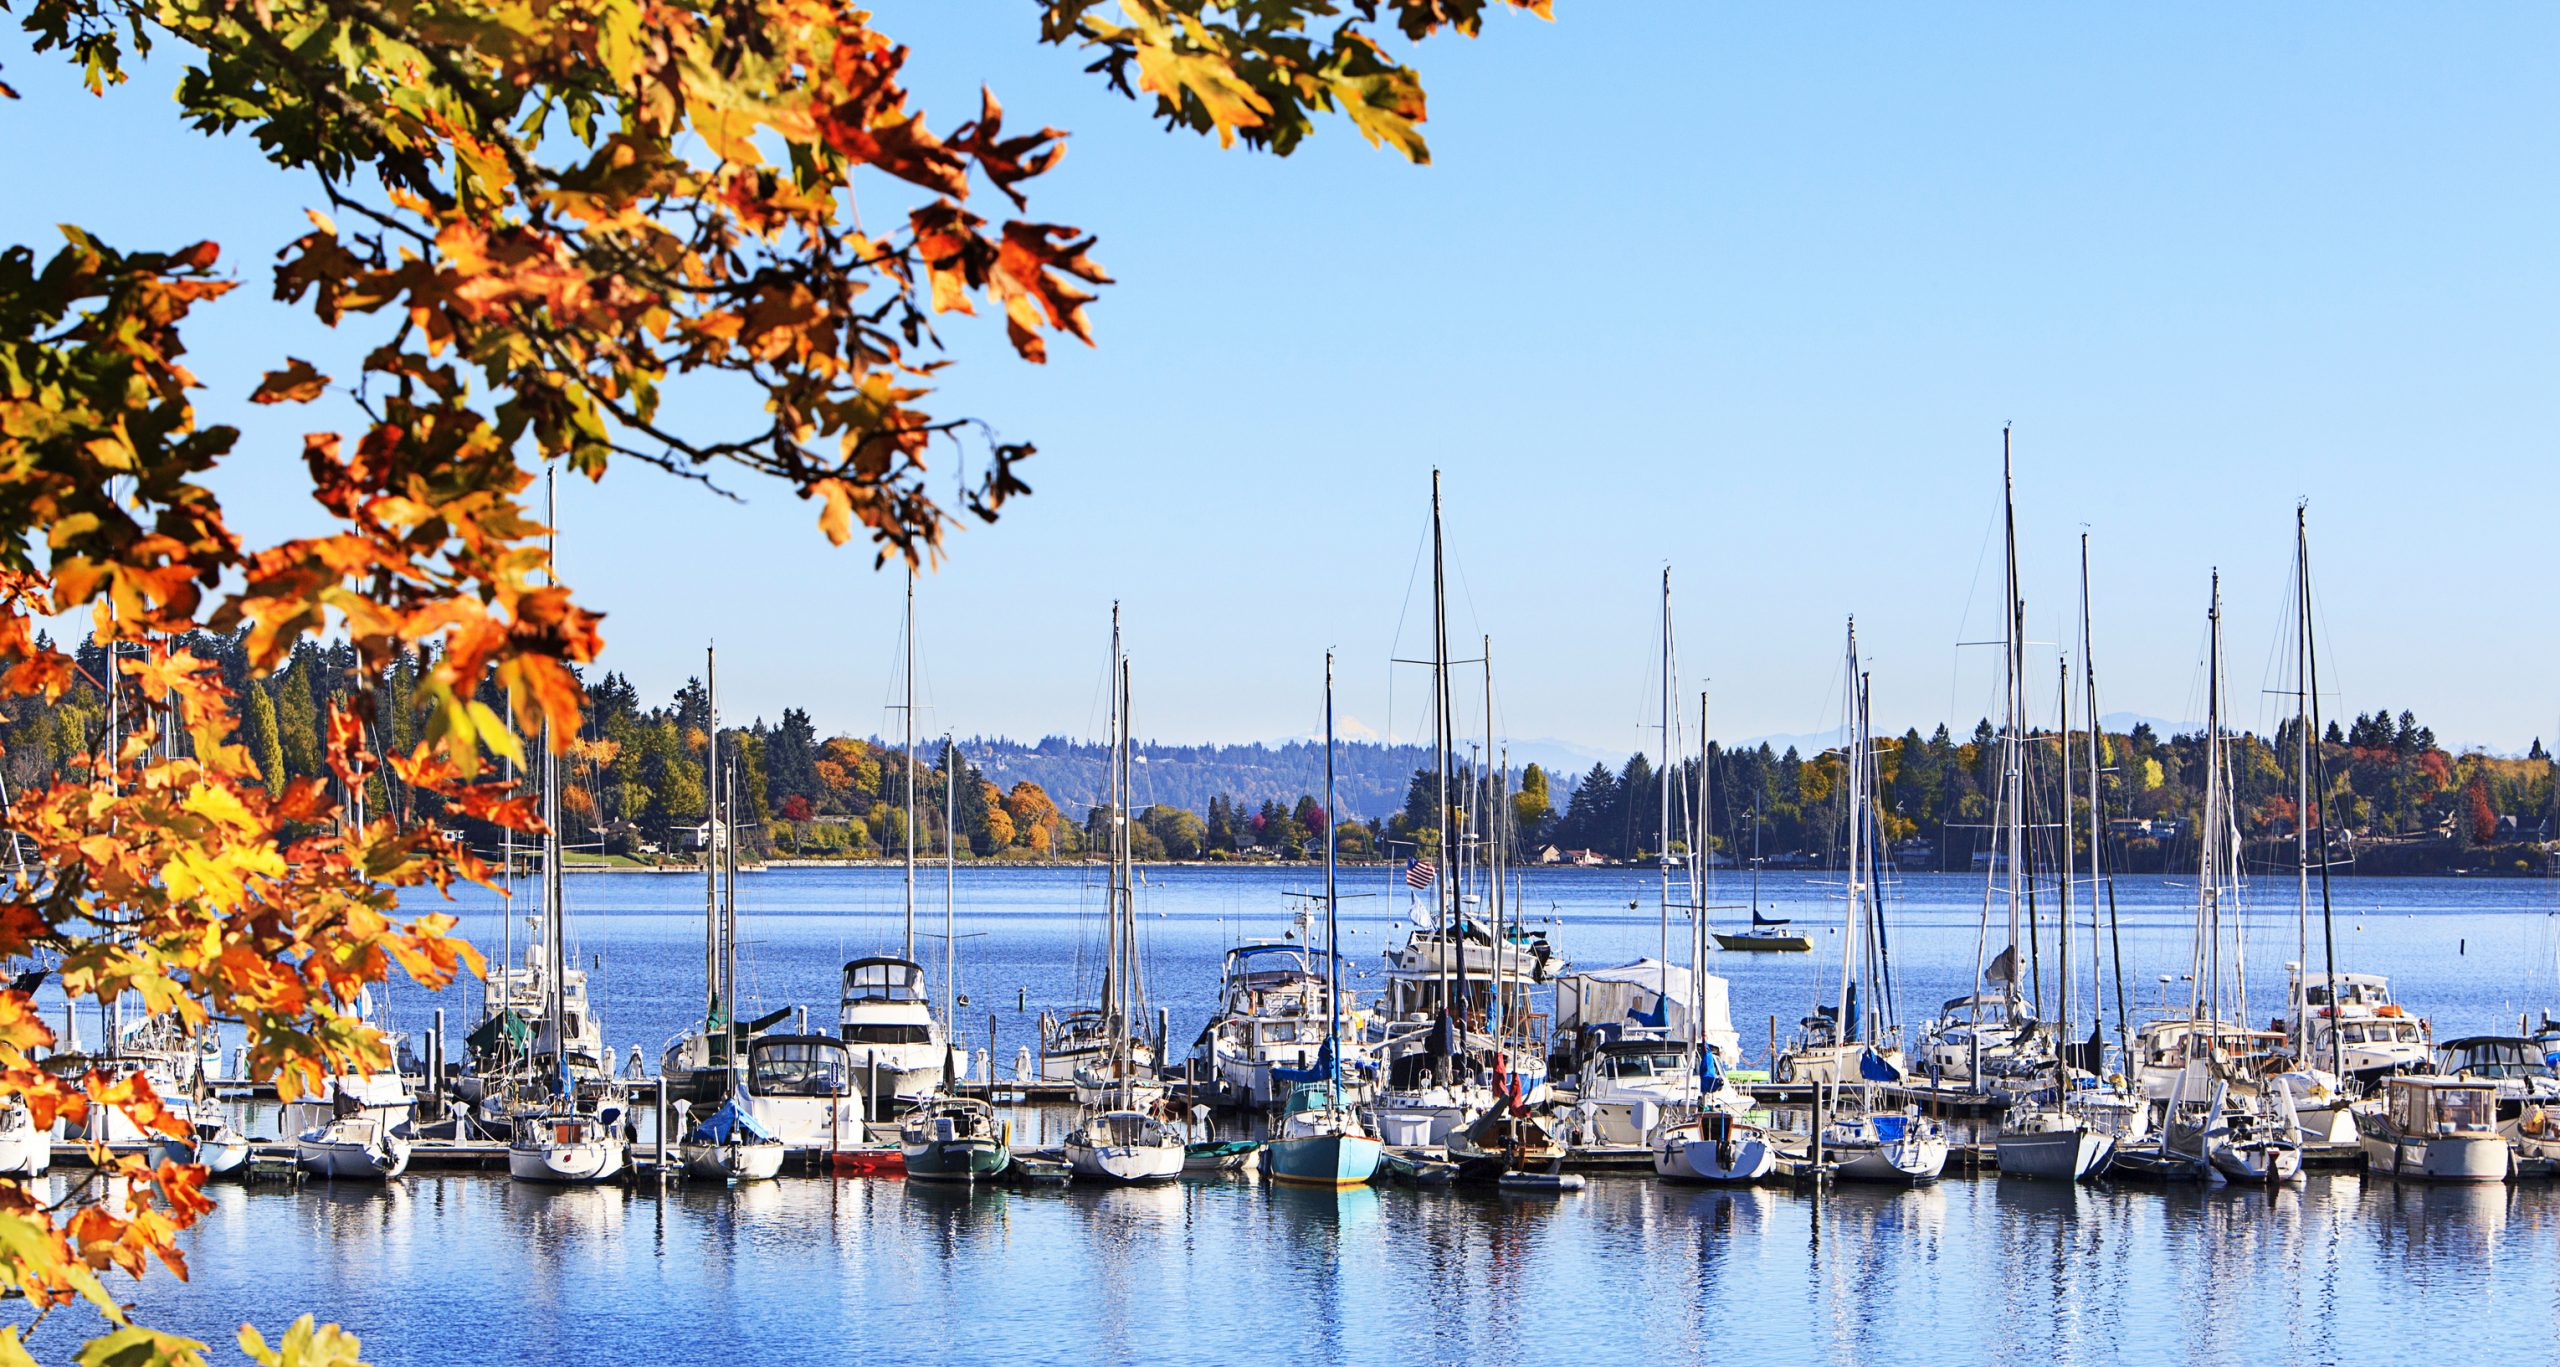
[[0, 0, 1545, 1360]]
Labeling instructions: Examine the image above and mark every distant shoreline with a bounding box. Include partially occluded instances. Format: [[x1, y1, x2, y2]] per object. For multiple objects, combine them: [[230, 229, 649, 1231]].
[[547, 856, 2555, 878]]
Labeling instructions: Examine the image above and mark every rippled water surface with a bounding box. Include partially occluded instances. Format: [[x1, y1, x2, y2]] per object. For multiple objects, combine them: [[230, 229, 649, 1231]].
[[75, 867, 2560, 1365]]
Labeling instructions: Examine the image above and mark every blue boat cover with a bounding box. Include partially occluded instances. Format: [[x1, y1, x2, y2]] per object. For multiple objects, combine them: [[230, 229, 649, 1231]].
[[1271, 1038, 1337, 1087], [1870, 1113, 1908, 1142], [1698, 1046, 1725, 1094], [1858, 1047, 1903, 1083], [1627, 993, 1669, 1029], [688, 1098, 776, 1145]]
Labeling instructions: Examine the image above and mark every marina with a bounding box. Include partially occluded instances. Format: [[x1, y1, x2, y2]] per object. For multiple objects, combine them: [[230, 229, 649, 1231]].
[[60, 862, 2560, 1362]]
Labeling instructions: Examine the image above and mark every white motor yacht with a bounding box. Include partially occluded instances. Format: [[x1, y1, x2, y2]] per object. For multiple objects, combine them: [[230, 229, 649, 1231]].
[[838, 956, 948, 1107]]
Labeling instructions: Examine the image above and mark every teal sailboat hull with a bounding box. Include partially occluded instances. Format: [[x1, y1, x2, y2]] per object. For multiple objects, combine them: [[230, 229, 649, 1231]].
[[1266, 1133, 1384, 1187]]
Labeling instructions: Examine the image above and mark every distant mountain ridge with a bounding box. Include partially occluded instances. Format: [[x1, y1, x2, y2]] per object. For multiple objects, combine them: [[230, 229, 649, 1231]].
[[916, 736, 1447, 820]]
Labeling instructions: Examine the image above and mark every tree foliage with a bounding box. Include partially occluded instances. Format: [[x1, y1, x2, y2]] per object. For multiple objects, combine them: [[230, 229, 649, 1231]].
[[0, 0, 1545, 1356]]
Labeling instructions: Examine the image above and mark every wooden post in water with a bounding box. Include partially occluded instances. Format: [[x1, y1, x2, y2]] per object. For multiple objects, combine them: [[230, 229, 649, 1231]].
[[1810, 1082, 1826, 1183], [652, 1077, 668, 1185], [428, 1008, 445, 1122]]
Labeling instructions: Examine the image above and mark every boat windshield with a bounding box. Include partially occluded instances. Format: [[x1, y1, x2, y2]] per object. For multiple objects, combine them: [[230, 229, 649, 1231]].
[[751, 1040, 852, 1096], [844, 1023, 933, 1045], [841, 959, 927, 1003], [1606, 1051, 1689, 1079]]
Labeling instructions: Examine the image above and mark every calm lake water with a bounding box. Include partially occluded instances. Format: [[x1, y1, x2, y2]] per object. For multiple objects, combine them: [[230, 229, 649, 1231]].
[[65, 867, 2560, 1365]]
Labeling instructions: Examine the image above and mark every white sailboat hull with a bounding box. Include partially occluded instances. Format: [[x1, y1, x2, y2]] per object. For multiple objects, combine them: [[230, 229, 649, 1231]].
[[2207, 1136, 2303, 1185], [1832, 1135, 1949, 1184], [1654, 1131, 1775, 1184], [1062, 1139, 1184, 1183], [1995, 1125, 2113, 1181], [0, 1129, 49, 1177], [296, 1132, 411, 1181], [509, 1138, 626, 1184], [681, 1138, 786, 1183]]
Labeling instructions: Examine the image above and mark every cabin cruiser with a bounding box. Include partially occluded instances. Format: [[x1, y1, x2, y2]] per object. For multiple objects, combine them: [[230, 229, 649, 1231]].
[[838, 956, 949, 1108], [1550, 959, 1738, 1081], [1373, 918, 1555, 1092], [2285, 970, 2430, 1083], [1192, 942, 1355, 1111], [737, 1034, 866, 1153], [462, 961, 626, 1135], [2435, 1036, 2560, 1175], [2356, 1075, 2508, 1183]]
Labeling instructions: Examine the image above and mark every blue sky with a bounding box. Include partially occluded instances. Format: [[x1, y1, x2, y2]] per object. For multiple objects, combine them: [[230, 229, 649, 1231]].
[[3, 5, 2553, 760]]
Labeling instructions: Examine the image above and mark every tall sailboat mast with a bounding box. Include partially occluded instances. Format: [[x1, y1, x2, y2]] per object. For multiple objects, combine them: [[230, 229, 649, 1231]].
[[944, 732, 958, 1061], [704, 645, 722, 1034], [2081, 535, 2130, 1058], [543, 467, 566, 1098], [1102, 605, 1122, 1042], [2292, 503, 2314, 1059], [1835, 619, 1861, 1040], [1999, 433, 2028, 1018], [1658, 568, 1674, 1012], [1324, 652, 1342, 1096], [2056, 654, 2074, 1093], [903, 566, 917, 962], [2301, 509, 2346, 1079], [1430, 472, 1466, 1058], [1483, 636, 1502, 1044]]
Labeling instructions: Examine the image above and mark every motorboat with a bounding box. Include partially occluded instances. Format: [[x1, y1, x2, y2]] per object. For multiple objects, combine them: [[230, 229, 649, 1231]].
[[507, 1109, 626, 1185], [899, 1095, 1011, 1183], [2436, 1036, 2560, 1174], [737, 1034, 866, 1152], [839, 956, 948, 1108], [1192, 939, 1353, 1111], [2286, 970, 2430, 1084], [279, 1071, 415, 1142], [2356, 1075, 2509, 1183], [296, 1115, 411, 1180]]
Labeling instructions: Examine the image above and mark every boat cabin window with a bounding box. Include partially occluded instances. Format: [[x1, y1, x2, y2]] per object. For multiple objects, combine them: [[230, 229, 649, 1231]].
[[844, 1023, 933, 1046], [842, 961, 926, 1003], [1606, 1051, 1688, 1079], [751, 1041, 851, 1096]]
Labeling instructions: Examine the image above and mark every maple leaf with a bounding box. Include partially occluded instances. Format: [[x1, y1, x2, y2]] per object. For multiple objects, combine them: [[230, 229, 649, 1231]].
[[249, 359, 330, 405]]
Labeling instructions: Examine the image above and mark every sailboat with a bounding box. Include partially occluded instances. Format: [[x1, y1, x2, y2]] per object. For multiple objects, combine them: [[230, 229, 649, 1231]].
[[901, 736, 1013, 1183], [840, 569, 951, 1111], [1923, 448, 2051, 1097], [506, 472, 629, 1187], [1371, 474, 1546, 1147], [1773, 622, 1916, 1092], [2126, 573, 2303, 1186], [1655, 681, 1776, 1185], [1801, 648, 1945, 1184], [1045, 607, 1166, 1108], [1265, 655, 1389, 1188], [1994, 459, 2114, 1181], [2272, 507, 2418, 1142], [671, 663, 784, 1184], [1062, 649, 1184, 1184]]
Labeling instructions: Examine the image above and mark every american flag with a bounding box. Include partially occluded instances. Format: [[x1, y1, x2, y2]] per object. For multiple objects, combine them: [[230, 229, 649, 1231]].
[[1404, 856, 1437, 889]]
